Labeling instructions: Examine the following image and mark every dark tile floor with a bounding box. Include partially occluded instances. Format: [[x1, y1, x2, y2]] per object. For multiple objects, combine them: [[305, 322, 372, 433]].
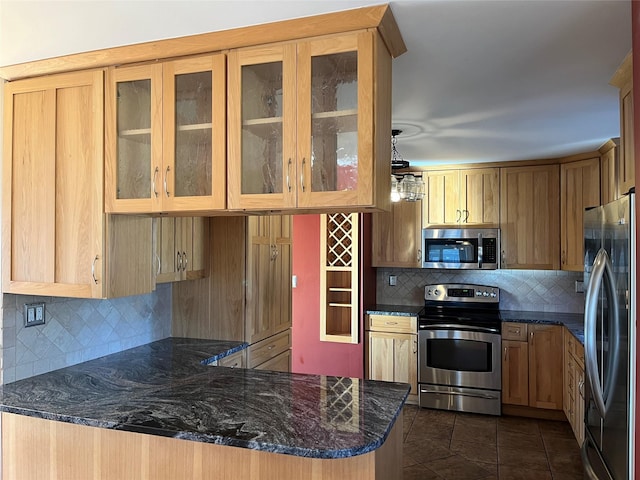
[[402, 405, 583, 480]]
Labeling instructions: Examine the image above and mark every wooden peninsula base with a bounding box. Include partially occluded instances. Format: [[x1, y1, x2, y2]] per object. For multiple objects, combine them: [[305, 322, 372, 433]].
[[2, 411, 403, 479]]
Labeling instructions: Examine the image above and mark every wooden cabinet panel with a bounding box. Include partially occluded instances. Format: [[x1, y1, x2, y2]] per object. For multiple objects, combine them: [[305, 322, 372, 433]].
[[500, 164, 560, 270], [563, 328, 585, 445], [248, 329, 291, 368], [502, 323, 563, 411], [255, 349, 291, 373], [502, 340, 529, 406], [366, 314, 418, 403], [460, 168, 500, 225], [599, 140, 618, 205], [372, 199, 422, 267], [425, 170, 460, 225], [246, 216, 292, 345], [155, 217, 207, 284], [560, 157, 600, 271], [528, 324, 563, 410], [3, 70, 153, 298], [217, 350, 246, 369], [610, 52, 634, 197], [424, 168, 499, 227]]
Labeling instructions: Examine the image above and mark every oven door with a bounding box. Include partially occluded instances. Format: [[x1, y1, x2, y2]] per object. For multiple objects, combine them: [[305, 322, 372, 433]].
[[418, 327, 501, 390]]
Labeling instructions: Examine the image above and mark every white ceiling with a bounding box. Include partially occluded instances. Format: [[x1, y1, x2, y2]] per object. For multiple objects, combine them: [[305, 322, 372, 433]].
[[0, 0, 632, 167]]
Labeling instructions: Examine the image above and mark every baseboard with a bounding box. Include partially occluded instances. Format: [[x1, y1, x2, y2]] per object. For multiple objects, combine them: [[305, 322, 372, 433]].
[[501, 404, 568, 421]]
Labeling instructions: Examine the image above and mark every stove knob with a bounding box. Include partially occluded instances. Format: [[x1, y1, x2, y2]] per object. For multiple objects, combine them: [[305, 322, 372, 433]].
[[490, 292, 497, 298], [476, 291, 483, 296], [434, 290, 440, 296], [483, 291, 489, 297]]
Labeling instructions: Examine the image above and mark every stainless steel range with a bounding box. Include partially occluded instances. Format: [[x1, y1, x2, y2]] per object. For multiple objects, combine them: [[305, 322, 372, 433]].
[[418, 283, 501, 416]]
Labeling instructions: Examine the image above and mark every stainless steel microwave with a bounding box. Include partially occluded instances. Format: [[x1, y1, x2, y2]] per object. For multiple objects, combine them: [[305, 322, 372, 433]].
[[421, 228, 500, 269]]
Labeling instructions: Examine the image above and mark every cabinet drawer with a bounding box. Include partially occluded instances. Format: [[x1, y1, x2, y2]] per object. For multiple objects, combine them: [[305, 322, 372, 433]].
[[502, 322, 527, 341], [368, 314, 417, 333], [218, 350, 246, 369], [248, 329, 291, 369], [564, 328, 585, 367]]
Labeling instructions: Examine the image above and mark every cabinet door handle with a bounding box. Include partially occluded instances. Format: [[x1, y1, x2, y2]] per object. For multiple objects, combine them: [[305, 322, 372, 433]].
[[92, 255, 99, 284], [503, 346, 507, 361], [300, 158, 306, 192], [155, 254, 161, 275], [501, 250, 506, 268], [177, 251, 182, 271], [286, 158, 292, 192], [153, 166, 159, 198], [562, 250, 566, 265], [417, 249, 422, 262], [456, 209, 461, 223], [164, 166, 171, 197], [464, 209, 469, 223], [182, 252, 188, 271], [413, 340, 417, 354]]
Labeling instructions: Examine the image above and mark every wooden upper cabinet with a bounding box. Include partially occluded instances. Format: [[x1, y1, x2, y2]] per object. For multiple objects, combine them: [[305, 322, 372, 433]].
[[154, 217, 208, 284], [599, 139, 618, 205], [500, 164, 560, 270], [372, 199, 423, 267], [3, 70, 153, 298], [424, 168, 499, 226], [560, 157, 600, 271], [610, 52, 634, 197], [227, 31, 390, 211], [105, 55, 226, 213]]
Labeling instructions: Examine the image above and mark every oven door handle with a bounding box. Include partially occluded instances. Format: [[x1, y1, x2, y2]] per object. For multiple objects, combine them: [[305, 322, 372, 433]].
[[478, 233, 483, 268], [420, 323, 499, 334], [420, 387, 498, 400]]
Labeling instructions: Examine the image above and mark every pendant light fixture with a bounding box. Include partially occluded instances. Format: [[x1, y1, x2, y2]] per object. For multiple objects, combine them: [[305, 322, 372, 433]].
[[390, 129, 424, 203]]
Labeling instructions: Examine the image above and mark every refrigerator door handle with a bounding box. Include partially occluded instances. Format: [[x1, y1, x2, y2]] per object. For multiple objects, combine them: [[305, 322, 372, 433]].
[[584, 248, 620, 416], [581, 436, 614, 480]]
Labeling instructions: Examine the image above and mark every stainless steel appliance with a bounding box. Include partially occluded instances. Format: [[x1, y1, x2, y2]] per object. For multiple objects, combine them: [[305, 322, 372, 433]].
[[418, 283, 501, 415], [582, 190, 636, 480], [421, 228, 500, 269]]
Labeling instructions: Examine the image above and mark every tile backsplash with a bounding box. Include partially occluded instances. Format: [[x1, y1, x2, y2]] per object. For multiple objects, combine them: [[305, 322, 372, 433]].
[[1, 284, 172, 384], [376, 268, 585, 314]]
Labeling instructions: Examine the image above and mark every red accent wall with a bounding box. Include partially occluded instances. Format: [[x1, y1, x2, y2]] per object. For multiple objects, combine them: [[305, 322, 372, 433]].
[[633, 2, 640, 477], [290, 214, 364, 378]]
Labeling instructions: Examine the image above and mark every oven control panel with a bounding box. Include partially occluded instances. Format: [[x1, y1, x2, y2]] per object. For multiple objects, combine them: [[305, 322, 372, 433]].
[[424, 283, 499, 303]]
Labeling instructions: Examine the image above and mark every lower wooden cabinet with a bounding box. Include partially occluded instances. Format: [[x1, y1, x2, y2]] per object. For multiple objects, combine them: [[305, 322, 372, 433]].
[[502, 322, 563, 410], [248, 329, 292, 371], [563, 328, 585, 445], [365, 314, 418, 404]]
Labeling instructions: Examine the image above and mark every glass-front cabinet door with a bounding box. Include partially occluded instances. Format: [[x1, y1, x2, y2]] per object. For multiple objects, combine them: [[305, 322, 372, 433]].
[[297, 32, 373, 209], [106, 64, 162, 212], [227, 32, 379, 211], [106, 55, 225, 213], [227, 44, 297, 210]]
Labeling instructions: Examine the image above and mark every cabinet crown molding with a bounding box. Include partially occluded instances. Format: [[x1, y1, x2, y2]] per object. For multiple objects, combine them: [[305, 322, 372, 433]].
[[0, 4, 405, 81]]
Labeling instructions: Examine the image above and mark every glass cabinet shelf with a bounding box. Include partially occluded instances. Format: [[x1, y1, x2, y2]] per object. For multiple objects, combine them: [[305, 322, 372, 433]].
[[120, 128, 152, 137], [176, 123, 213, 132]]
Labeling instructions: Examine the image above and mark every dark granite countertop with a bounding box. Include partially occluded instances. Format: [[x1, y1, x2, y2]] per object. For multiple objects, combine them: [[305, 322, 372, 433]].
[[500, 311, 584, 344], [366, 305, 584, 344], [0, 337, 409, 459], [365, 304, 423, 316]]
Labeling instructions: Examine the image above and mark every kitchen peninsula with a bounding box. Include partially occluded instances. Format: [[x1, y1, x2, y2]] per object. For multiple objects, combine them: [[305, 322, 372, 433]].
[[0, 338, 408, 480]]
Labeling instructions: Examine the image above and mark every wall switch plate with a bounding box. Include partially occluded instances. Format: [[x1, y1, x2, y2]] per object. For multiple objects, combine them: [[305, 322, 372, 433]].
[[575, 280, 585, 293], [24, 302, 45, 327], [292, 275, 297, 288], [389, 275, 397, 286]]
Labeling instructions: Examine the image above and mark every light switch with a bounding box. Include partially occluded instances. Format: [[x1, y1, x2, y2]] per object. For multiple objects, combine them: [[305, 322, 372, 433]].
[[292, 275, 298, 288]]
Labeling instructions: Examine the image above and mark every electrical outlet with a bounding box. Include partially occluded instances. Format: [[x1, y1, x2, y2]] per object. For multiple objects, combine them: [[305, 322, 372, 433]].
[[24, 302, 45, 327], [389, 275, 397, 286], [575, 280, 585, 293]]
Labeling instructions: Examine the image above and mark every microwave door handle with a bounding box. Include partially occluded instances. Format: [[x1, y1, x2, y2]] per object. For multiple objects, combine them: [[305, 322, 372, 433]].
[[478, 233, 483, 268], [584, 248, 609, 417]]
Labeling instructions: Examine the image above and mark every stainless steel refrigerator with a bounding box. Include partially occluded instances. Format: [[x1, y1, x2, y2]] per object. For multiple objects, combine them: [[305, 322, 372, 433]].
[[582, 190, 636, 480]]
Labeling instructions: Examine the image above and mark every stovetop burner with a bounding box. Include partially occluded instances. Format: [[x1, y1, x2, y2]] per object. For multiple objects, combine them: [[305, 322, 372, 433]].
[[419, 283, 501, 331]]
